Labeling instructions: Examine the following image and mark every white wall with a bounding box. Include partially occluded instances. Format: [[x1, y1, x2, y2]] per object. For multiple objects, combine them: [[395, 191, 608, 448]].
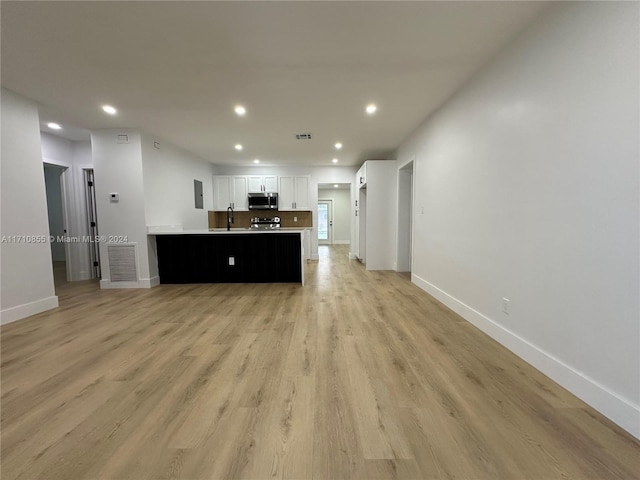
[[41, 133, 94, 280], [397, 2, 639, 437], [141, 134, 216, 230], [91, 129, 155, 288], [0, 88, 58, 324], [318, 188, 351, 244]]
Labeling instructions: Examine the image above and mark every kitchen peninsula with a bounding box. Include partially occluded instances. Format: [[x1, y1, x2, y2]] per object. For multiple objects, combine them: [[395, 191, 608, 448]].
[[151, 227, 306, 285]]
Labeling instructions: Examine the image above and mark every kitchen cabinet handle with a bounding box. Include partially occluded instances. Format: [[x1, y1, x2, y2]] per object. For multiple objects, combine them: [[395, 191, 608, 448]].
[[355, 200, 358, 207], [360, 177, 363, 184]]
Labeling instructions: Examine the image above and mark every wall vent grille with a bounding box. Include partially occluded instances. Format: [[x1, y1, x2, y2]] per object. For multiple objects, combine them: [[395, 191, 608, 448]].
[[295, 133, 313, 140], [107, 244, 138, 282]]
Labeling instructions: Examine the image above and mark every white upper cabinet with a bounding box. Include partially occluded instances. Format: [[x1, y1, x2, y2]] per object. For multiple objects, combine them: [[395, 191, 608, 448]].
[[232, 176, 248, 210], [294, 176, 310, 209], [213, 175, 248, 211], [213, 176, 231, 210], [356, 163, 367, 188], [278, 176, 294, 210], [278, 175, 310, 210], [247, 175, 278, 193], [264, 175, 278, 192]]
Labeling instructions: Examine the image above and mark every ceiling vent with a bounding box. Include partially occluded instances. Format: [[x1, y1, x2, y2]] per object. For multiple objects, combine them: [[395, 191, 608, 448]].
[[295, 133, 313, 140]]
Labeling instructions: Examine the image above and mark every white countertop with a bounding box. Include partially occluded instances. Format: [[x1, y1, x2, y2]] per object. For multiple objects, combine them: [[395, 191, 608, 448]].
[[148, 227, 308, 235]]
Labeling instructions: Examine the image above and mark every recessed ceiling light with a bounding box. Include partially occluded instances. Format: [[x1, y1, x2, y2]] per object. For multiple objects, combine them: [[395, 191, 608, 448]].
[[234, 144, 243, 151], [47, 122, 62, 130], [366, 104, 377, 114], [334, 142, 342, 150], [334, 184, 339, 188], [234, 105, 246, 116], [332, 158, 338, 164], [102, 105, 117, 115], [253, 159, 260, 164]]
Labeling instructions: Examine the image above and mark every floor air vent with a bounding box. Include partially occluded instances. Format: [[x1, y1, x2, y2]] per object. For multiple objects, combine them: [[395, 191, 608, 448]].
[[107, 244, 138, 282]]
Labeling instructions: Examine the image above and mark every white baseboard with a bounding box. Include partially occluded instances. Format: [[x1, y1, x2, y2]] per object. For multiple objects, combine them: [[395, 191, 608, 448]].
[[349, 253, 358, 260], [70, 270, 91, 282], [77, 270, 91, 281], [412, 273, 640, 440], [100, 276, 160, 289], [0, 296, 59, 325], [332, 240, 350, 245]]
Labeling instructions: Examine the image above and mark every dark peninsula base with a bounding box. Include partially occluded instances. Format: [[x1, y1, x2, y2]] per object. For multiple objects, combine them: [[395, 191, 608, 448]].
[[155, 233, 302, 284]]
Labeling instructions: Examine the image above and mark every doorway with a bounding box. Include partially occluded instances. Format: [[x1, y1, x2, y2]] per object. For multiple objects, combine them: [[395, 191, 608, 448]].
[[318, 199, 333, 245], [43, 163, 70, 285], [397, 159, 414, 273]]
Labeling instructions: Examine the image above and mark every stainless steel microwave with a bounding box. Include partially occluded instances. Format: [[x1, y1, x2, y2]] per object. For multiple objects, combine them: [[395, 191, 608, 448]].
[[248, 192, 278, 210]]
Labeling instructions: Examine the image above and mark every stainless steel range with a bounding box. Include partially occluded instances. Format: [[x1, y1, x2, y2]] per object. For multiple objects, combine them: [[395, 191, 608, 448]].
[[250, 216, 281, 230]]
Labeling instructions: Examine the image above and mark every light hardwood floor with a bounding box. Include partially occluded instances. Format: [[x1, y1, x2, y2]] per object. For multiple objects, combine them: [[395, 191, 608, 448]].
[[1, 245, 639, 479]]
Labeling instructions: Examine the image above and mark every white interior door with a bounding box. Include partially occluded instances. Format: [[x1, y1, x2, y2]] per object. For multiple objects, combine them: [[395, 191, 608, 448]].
[[318, 200, 333, 245]]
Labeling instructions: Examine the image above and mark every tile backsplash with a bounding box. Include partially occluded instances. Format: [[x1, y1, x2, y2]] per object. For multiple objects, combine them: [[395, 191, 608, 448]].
[[208, 210, 312, 228]]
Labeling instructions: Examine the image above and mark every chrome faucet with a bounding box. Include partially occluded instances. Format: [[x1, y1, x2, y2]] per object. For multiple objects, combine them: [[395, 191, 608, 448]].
[[226, 205, 234, 231]]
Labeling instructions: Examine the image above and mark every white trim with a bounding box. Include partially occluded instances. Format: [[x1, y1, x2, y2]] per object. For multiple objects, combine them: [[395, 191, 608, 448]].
[[42, 157, 71, 169], [43, 160, 74, 281], [412, 273, 640, 440], [332, 240, 350, 245], [0, 296, 59, 325], [396, 157, 415, 273], [78, 270, 91, 281], [100, 276, 159, 289]]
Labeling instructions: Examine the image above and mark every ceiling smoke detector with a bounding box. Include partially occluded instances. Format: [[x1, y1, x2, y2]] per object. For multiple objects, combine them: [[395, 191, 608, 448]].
[[295, 133, 313, 140]]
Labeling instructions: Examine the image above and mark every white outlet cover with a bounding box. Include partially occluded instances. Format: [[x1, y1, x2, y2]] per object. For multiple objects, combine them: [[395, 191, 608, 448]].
[[501, 298, 510, 314]]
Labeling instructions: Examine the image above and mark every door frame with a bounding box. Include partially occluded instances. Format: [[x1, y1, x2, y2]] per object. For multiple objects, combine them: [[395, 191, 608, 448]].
[[43, 159, 72, 282], [396, 157, 415, 273], [83, 168, 101, 279], [318, 199, 333, 245]]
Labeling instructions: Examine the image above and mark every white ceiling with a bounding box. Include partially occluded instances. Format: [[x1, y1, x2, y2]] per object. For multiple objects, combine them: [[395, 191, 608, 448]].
[[1, 1, 547, 167]]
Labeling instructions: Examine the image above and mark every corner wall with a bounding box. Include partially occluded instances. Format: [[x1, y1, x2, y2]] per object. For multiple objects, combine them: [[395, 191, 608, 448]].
[[141, 134, 215, 230], [1, 88, 58, 324], [91, 130, 155, 288], [398, 2, 639, 437]]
